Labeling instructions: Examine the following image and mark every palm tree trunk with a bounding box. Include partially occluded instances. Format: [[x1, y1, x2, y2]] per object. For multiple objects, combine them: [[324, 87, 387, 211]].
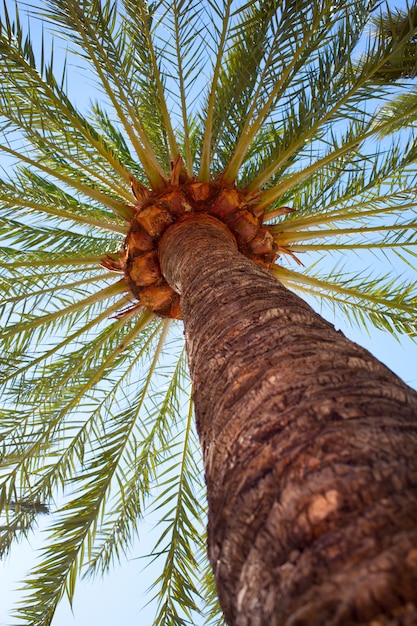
[[159, 214, 417, 626]]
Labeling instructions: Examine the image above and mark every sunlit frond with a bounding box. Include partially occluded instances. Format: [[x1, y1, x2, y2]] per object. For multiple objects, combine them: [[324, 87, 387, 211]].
[[199, 557, 226, 626], [121, 0, 179, 162], [0, 170, 127, 235], [84, 347, 189, 577]]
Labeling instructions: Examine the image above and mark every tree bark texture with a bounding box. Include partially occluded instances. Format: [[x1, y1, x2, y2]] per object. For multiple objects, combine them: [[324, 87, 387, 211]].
[[159, 214, 417, 626]]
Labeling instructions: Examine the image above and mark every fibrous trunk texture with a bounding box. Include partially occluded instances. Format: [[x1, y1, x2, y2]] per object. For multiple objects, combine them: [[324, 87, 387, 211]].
[[160, 214, 417, 626]]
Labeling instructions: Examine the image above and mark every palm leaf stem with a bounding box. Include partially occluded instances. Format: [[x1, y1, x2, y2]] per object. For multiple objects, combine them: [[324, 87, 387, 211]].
[[131, 0, 180, 161], [172, 0, 194, 176], [221, 0, 336, 184], [13, 313, 159, 622], [0, 142, 133, 220], [0, 38, 133, 190], [0, 278, 128, 342], [0, 255, 106, 269], [1, 265, 98, 281], [290, 242, 417, 251], [207, 0, 283, 170], [273, 195, 417, 232], [151, 397, 203, 625], [2, 272, 121, 309], [85, 345, 186, 577], [0, 297, 130, 386], [50, 313, 164, 456], [43, 312, 160, 468], [39, 314, 160, 480], [28, 320, 171, 588], [122, 319, 173, 439], [1, 312, 158, 499], [275, 269, 416, 337], [54, 321, 168, 598], [257, 119, 415, 212], [273, 266, 416, 316], [86, 329, 184, 575], [63, 0, 166, 189], [199, 0, 233, 181], [84, 323, 181, 577], [0, 197, 126, 235], [0, 111, 131, 202], [274, 222, 417, 244], [257, 139, 370, 211], [255, 80, 417, 207], [0, 221, 113, 256]]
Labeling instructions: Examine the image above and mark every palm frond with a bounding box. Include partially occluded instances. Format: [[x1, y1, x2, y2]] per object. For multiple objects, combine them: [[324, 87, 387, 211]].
[[149, 399, 206, 626], [199, 557, 226, 626], [0, 9, 136, 190], [371, 2, 417, 80], [273, 265, 417, 338], [0, 296, 128, 389], [37, 0, 167, 187], [122, 0, 179, 163], [0, 171, 127, 234], [0, 136, 133, 220], [199, 0, 235, 180], [374, 87, 417, 136], [222, 0, 376, 184], [205, 0, 283, 176], [84, 347, 189, 578], [0, 279, 128, 380], [2, 316, 165, 616]]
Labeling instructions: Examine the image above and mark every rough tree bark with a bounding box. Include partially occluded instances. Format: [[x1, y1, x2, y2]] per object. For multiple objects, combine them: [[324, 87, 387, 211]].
[[159, 214, 417, 626]]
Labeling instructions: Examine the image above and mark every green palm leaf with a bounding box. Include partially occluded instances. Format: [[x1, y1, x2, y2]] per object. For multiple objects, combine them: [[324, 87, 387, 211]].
[[371, 2, 417, 79]]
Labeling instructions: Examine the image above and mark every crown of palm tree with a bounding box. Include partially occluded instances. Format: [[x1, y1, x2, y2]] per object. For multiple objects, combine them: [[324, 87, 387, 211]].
[[0, 1, 416, 624]]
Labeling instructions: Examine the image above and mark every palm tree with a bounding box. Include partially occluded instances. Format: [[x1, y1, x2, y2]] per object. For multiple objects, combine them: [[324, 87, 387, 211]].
[[1, 0, 417, 624]]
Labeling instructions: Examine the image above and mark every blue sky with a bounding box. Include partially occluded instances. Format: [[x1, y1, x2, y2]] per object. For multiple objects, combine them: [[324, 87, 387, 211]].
[[0, 0, 416, 624]]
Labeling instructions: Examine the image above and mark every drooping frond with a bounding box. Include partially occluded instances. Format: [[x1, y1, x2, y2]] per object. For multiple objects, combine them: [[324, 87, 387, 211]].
[[9, 319, 182, 624], [371, 2, 417, 80], [84, 347, 189, 578], [148, 398, 208, 626], [374, 86, 417, 135]]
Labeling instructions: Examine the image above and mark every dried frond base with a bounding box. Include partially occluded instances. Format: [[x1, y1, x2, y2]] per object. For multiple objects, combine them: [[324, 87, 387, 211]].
[[103, 170, 281, 319]]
